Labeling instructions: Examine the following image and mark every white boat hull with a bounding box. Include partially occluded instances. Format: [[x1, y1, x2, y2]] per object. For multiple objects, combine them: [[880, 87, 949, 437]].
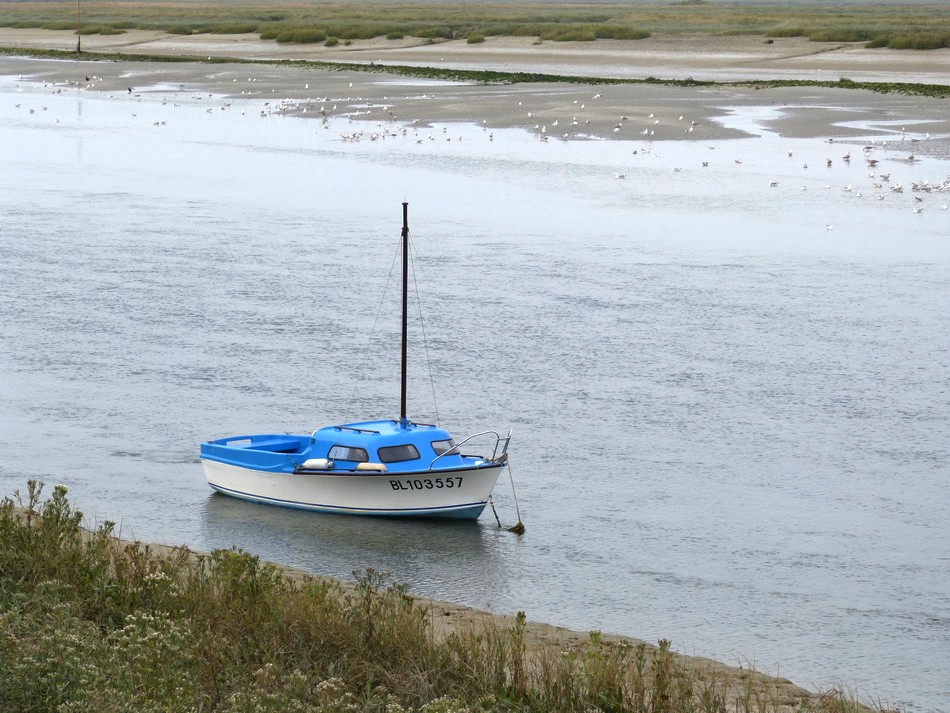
[[202, 459, 506, 519]]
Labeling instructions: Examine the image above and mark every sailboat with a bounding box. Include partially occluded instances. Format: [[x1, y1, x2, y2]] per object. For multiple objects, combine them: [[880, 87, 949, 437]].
[[200, 203, 511, 519]]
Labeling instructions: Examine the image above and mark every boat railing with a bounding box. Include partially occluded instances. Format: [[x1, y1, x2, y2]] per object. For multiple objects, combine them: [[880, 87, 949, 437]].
[[429, 429, 512, 470], [493, 428, 513, 461], [310, 424, 381, 441]]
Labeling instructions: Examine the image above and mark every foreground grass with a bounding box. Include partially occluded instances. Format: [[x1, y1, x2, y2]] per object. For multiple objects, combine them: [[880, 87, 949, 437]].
[[0, 481, 885, 712], [0, 1, 948, 49]]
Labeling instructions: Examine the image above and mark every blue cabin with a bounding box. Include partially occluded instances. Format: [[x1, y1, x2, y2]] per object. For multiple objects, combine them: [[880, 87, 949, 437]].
[[200, 419, 482, 475], [306, 420, 469, 473]]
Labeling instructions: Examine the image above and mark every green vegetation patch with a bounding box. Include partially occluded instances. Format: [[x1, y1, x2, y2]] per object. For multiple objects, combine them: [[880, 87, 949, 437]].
[[271, 28, 327, 44], [874, 32, 949, 49], [77, 25, 126, 36]]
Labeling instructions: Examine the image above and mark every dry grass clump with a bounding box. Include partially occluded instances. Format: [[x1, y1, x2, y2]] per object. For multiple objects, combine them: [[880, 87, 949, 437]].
[[1, 481, 887, 712]]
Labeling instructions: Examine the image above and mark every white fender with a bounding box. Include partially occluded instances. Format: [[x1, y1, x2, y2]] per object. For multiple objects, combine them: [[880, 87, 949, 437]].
[[301, 458, 332, 470]]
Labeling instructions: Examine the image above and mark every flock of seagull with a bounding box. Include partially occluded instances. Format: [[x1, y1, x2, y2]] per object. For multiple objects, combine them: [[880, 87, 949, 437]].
[[10, 72, 950, 218], [262, 86, 948, 216]]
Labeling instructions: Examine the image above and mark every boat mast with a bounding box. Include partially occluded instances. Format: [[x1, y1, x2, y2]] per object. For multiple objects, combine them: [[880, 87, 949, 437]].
[[400, 202, 409, 426]]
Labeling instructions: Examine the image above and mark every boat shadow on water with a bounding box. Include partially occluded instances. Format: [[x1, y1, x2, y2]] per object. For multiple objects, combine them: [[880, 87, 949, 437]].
[[198, 492, 510, 596]]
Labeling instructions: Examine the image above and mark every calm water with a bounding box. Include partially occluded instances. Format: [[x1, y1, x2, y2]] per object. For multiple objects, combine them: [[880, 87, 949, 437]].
[[2, 70, 949, 712]]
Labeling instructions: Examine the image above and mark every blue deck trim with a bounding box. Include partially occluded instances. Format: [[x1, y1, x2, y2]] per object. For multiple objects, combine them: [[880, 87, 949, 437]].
[[208, 483, 488, 520]]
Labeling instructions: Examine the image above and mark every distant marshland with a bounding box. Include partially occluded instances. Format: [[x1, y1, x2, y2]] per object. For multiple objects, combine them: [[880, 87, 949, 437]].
[[0, 1, 948, 50]]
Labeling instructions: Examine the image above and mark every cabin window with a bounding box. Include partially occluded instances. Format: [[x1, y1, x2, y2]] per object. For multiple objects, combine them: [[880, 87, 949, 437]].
[[377, 444, 420, 463], [431, 439, 459, 456], [328, 445, 368, 462]]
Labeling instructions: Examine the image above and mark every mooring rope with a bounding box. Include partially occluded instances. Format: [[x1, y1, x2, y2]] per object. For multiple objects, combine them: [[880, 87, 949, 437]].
[[506, 459, 525, 534]]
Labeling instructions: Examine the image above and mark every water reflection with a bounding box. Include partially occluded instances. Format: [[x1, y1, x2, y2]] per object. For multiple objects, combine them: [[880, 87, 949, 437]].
[[200, 493, 508, 603]]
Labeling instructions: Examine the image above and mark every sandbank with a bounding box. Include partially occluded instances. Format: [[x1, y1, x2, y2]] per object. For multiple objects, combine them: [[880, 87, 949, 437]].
[[2, 27, 949, 147]]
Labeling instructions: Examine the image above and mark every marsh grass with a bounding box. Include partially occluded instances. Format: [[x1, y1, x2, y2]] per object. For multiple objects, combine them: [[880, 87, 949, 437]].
[[869, 32, 949, 50], [0, 1, 947, 49], [76, 25, 127, 36], [0, 481, 890, 712]]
